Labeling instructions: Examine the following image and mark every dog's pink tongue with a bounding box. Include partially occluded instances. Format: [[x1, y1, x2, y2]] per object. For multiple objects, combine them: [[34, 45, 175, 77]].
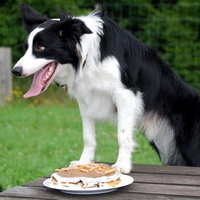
[[23, 69, 44, 98]]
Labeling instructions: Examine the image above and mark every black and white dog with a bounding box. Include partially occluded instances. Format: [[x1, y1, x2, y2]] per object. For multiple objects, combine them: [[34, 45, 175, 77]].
[[13, 3, 200, 173]]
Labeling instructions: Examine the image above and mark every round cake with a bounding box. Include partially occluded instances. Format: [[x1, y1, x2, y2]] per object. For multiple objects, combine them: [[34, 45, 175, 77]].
[[51, 163, 121, 188]]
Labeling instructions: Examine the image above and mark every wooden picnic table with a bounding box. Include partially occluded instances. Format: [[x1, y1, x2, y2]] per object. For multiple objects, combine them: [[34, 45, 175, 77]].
[[1, 164, 200, 199]]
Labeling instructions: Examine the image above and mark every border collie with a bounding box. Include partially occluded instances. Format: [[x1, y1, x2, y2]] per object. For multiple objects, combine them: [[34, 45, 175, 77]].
[[12, 2, 200, 173]]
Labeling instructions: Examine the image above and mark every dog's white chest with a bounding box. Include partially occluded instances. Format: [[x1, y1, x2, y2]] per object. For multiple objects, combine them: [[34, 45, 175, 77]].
[[67, 56, 122, 121], [69, 76, 117, 121], [77, 89, 117, 121]]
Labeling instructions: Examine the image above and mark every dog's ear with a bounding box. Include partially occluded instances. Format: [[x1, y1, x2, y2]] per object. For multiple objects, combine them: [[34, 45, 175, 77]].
[[58, 17, 92, 42], [20, 2, 48, 33]]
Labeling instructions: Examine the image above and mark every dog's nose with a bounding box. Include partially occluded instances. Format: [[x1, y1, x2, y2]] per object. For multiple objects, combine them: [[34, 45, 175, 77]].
[[12, 66, 22, 76]]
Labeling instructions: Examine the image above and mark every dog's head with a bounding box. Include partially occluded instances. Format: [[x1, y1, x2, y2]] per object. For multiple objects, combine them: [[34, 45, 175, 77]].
[[12, 2, 92, 98]]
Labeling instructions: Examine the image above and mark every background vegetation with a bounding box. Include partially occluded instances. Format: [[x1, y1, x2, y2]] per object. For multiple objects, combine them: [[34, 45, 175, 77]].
[[0, 0, 199, 192], [0, 0, 200, 92]]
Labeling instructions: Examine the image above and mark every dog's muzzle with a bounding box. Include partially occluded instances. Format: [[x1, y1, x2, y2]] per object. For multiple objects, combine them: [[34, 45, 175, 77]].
[[12, 66, 23, 77]]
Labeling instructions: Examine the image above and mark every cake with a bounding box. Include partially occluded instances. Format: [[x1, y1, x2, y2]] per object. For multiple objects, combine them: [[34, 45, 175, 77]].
[[51, 163, 121, 188]]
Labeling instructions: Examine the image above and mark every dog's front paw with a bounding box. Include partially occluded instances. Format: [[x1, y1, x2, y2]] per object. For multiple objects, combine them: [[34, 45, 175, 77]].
[[69, 160, 90, 167], [112, 161, 132, 174]]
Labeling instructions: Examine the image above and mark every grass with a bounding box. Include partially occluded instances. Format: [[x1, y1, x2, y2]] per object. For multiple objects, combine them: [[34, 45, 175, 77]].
[[0, 92, 161, 191]]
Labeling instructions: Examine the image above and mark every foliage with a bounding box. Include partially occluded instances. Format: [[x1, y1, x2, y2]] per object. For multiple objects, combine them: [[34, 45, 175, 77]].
[[140, 1, 200, 90], [0, 0, 199, 91], [99, 0, 200, 90]]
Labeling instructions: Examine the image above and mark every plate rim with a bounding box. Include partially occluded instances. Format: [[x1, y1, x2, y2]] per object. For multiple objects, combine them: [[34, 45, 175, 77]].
[[43, 174, 134, 193]]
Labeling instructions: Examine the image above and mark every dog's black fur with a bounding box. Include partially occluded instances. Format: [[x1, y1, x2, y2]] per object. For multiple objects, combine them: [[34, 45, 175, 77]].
[[14, 3, 200, 169], [101, 17, 200, 166]]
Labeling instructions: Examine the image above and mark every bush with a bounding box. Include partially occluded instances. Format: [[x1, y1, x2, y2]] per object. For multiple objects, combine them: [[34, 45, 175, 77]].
[[140, 2, 200, 90], [100, 1, 200, 91], [1, 0, 199, 91]]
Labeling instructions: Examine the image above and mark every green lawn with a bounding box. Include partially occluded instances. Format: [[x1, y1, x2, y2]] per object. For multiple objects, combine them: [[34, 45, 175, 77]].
[[0, 96, 161, 191]]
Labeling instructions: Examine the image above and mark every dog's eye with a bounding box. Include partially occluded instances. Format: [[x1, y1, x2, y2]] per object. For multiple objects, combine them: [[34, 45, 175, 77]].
[[35, 45, 45, 53]]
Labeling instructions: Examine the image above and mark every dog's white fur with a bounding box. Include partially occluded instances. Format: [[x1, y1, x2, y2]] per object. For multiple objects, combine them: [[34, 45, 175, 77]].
[[14, 3, 200, 170], [15, 28, 53, 77], [67, 54, 144, 172], [14, 13, 145, 173], [142, 113, 176, 164], [56, 14, 145, 172]]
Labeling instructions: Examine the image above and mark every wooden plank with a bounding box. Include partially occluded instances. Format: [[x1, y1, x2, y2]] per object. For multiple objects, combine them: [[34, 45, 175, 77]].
[[22, 178, 46, 187], [0, 195, 198, 200], [20, 177, 200, 198], [132, 164, 200, 176], [38, 164, 200, 182], [2, 164, 200, 199], [0, 198, 34, 200], [103, 163, 200, 176], [0, 47, 12, 105], [121, 183, 200, 198], [0, 186, 198, 200], [25, 172, 200, 188], [44, 163, 200, 176], [132, 173, 200, 186]]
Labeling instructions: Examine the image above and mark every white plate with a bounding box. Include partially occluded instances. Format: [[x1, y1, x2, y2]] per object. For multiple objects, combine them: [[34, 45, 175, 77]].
[[43, 175, 134, 195]]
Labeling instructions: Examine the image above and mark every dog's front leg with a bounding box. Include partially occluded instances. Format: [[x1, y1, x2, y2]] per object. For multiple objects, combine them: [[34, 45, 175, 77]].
[[112, 90, 143, 173], [70, 116, 96, 166]]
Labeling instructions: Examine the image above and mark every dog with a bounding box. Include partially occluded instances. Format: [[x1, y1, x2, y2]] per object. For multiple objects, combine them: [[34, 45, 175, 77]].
[[12, 2, 200, 173]]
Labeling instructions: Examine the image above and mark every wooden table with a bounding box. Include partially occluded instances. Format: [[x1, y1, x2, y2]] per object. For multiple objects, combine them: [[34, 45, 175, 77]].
[[1, 164, 200, 199]]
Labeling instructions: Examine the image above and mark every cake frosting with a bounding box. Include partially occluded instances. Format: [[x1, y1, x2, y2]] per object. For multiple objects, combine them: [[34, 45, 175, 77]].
[[51, 163, 121, 188]]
